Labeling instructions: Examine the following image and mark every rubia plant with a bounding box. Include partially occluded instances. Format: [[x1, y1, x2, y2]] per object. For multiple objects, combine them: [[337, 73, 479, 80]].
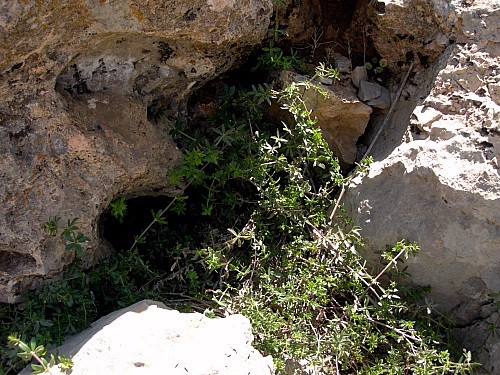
[[1, 218, 91, 374], [197, 68, 475, 373], [2, 63, 477, 374], [256, 0, 303, 70], [122, 64, 476, 373], [109, 197, 127, 223], [7, 336, 73, 375]]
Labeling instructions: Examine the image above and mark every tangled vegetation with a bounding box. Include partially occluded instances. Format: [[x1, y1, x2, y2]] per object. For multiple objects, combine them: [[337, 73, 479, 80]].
[[0, 2, 477, 371], [0, 62, 476, 374]]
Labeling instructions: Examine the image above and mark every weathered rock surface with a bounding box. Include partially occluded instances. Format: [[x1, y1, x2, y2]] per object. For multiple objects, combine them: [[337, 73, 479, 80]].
[[0, 0, 273, 303], [452, 312, 500, 374], [346, 0, 455, 72], [279, 71, 373, 168], [19, 300, 274, 375], [344, 0, 499, 368], [351, 66, 368, 88], [358, 80, 382, 101]]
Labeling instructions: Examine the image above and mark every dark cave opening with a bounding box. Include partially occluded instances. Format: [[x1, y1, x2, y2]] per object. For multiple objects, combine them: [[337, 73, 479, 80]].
[[99, 195, 174, 253]]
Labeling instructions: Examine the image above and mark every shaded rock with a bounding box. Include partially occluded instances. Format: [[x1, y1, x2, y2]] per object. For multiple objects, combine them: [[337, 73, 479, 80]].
[[358, 80, 382, 101], [0, 0, 273, 302], [334, 55, 352, 74], [351, 66, 368, 88], [345, 0, 456, 72], [345, 0, 500, 74], [451, 311, 500, 375], [367, 86, 391, 109], [343, 0, 500, 322], [277, 0, 322, 45], [279, 71, 372, 168], [20, 300, 274, 375]]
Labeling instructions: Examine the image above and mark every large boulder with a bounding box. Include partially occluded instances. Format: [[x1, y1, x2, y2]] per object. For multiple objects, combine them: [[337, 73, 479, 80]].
[[344, 0, 499, 369], [0, 0, 273, 303], [19, 300, 274, 375]]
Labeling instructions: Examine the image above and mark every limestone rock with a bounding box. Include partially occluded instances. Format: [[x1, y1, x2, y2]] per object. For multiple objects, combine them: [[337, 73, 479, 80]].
[[351, 66, 368, 88], [451, 311, 500, 374], [0, 0, 273, 302], [358, 80, 382, 102], [334, 55, 352, 74], [279, 71, 373, 168], [411, 105, 443, 132], [367, 86, 391, 109], [20, 300, 274, 375], [343, 0, 500, 347]]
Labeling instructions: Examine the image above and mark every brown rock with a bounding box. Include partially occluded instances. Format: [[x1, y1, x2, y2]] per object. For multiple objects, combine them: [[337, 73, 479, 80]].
[[0, 0, 273, 302], [345, 0, 456, 72], [279, 71, 373, 168]]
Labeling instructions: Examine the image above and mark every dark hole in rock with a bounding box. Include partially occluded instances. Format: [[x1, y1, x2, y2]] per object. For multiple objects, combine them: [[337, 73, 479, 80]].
[[100, 180, 256, 272], [417, 52, 430, 68], [147, 96, 177, 123], [0, 251, 37, 276], [373, 1, 386, 14], [405, 51, 415, 63], [100, 195, 173, 252]]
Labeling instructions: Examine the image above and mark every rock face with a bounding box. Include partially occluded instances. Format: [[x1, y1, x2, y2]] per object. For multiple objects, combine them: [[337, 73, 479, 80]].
[[0, 0, 273, 303], [346, 0, 457, 72], [279, 71, 373, 168], [19, 300, 274, 375], [344, 0, 499, 370], [452, 312, 500, 374]]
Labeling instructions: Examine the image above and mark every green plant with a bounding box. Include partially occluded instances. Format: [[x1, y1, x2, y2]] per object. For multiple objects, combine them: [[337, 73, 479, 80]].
[[365, 57, 388, 75], [109, 197, 127, 223], [42, 217, 60, 235], [196, 80, 473, 373], [131, 72, 475, 373], [1, 64, 477, 375], [255, 0, 303, 71], [7, 336, 73, 375], [61, 218, 89, 255]]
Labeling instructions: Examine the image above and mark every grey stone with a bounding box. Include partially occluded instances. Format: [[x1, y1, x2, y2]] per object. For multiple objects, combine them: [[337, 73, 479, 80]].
[[351, 66, 368, 88], [344, 0, 500, 323], [334, 55, 352, 74], [358, 80, 382, 101], [20, 300, 274, 375], [343, 2, 500, 370], [367, 86, 391, 109], [319, 76, 333, 85]]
